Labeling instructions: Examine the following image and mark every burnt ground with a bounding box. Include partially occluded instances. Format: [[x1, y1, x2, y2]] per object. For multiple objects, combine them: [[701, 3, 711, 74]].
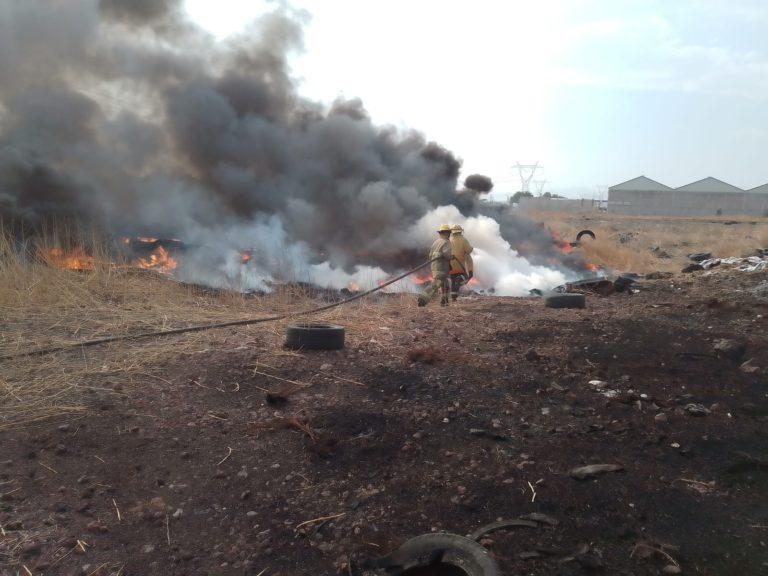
[[2, 270, 768, 575]]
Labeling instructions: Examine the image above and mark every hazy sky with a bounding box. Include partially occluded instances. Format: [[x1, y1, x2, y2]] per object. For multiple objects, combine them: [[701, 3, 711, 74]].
[[186, 0, 768, 200]]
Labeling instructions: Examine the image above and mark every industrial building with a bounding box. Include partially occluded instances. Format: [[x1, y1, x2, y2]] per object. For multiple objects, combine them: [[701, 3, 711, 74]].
[[517, 197, 600, 213], [608, 176, 768, 217]]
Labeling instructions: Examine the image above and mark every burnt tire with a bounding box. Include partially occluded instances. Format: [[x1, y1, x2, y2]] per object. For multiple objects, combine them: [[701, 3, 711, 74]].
[[544, 293, 586, 309], [284, 324, 345, 350], [385, 533, 499, 576], [576, 229, 596, 242]]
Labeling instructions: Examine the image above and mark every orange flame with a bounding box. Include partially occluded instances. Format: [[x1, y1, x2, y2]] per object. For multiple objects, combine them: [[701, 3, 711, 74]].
[[347, 281, 361, 292], [411, 272, 433, 285], [133, 246, 177, 275], [43, 247, 94, 271]]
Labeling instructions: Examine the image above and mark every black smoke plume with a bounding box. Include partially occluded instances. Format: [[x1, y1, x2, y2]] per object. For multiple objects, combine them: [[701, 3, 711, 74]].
[[464, 174, 494, 193], [0, 0, 585, 286]]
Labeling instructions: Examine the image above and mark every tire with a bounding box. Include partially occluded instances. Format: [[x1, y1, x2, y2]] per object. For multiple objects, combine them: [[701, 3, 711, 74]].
[[576, 229, 596, 242], [688, 252, 712, 262], [378, 533, 500, 576], [544, 293, 586, 309], [284, 324, 345, 350]]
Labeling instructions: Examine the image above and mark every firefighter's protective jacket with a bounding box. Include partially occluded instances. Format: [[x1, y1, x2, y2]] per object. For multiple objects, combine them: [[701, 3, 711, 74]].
[[428, 237, 452, 278], [449, 233, 474, 275]]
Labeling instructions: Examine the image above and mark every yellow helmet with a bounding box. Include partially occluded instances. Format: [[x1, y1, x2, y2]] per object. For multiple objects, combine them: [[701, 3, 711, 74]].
[[438, 224, 452, 232], [451, 224, 463, 233]]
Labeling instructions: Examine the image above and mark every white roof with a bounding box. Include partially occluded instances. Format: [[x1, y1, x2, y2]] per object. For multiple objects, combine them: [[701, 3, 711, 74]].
[[676, 177, 743, 193], [609, 176, 672, 192], [610, 176, 768, 194]]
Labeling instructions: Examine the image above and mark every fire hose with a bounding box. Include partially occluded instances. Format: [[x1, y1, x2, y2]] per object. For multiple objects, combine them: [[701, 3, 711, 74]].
[[0, 257, 441, 361]]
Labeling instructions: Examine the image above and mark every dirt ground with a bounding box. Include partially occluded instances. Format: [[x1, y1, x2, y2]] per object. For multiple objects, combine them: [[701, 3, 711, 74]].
[[2, 263, 768, 575]]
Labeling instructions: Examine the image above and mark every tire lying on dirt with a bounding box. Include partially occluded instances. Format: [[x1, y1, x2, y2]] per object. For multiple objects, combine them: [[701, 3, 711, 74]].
[[544, 293, 586, 309], [576, 229, 596, 242], [359, 533, 500, 576], [284, 324, 345, 350]]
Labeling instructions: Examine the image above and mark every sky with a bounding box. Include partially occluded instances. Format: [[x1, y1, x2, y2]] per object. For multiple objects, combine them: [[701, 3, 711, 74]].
[[185, 0, 768, 201]]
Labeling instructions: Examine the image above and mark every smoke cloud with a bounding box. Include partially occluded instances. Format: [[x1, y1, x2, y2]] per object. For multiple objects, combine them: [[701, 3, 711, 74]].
[[463, 174, 494, 193], [0, 0, 583, 295]]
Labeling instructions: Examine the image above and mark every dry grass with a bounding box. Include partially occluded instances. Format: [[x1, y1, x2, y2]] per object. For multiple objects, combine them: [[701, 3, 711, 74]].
[[531, 211, 768, 273], [5, 211, 763, 428], [0, 229, 415, 430]]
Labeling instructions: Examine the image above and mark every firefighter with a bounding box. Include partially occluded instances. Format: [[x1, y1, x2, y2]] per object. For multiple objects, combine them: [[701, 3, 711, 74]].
[[417, 224, 453, 307], [449, 224, 474, 301]]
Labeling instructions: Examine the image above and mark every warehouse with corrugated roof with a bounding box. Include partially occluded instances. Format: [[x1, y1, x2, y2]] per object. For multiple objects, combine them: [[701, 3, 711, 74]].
[[608, 176, 768, 217]]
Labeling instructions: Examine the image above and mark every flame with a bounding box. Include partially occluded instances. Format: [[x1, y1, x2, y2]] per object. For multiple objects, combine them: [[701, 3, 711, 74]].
[[43, 247, 94, 271], [412, 272, 433, 286], [240, 250, 252, 264], [347, 281, 361, 292], [585, 263, 599, 273], [133, 246, 177, 274]]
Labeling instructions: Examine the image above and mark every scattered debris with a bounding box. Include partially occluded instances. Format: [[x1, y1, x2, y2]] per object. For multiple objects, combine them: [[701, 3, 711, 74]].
[[739, 359, 761, 374], [697, 258, 721, 270], [651, 246, 672, 259], [559, 278, 614, 295], [469, 428, 509, 441], [524, 348, 542, 361], [708, 255, 768, 272], [688, 252, 713, 262], [469, 519, 540, 540], [676, 478, 716, 495], [713, 339, 746, 362], [216, 446, 233, 466], [631, 540, 681, 572], [295, 512, 346, 531], [684, 403, 711, 417], [569, 464, 624, 480], [355, 532, 500, 575], [519, 512, 559, 526], [613, 274, 638, 292], [588, 380, 620, 398], [519, 551, 541, 560], [681, 263, 703, 273]]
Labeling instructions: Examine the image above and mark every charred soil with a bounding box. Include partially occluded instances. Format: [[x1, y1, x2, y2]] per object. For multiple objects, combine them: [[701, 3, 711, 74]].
[[2, 269, 768, 575]]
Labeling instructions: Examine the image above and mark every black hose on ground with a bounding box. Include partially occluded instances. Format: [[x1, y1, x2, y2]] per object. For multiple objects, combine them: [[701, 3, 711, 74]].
[[1, 257, 440, 361]]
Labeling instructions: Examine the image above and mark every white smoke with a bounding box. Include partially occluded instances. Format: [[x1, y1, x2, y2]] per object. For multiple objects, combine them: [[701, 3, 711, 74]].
[[405, 205, 571, 296], [171, 215, 391, 292], [169, 204, 568, 296]]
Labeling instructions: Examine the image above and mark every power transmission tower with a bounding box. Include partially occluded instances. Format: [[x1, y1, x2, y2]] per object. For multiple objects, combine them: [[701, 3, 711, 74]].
[[533, 179, 547, 196], [515, 162, 540, 193]]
